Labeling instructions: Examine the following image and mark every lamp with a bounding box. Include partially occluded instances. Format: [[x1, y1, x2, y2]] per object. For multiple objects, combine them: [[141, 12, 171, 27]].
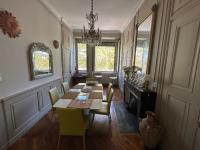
[[82, 0, 102, 46]]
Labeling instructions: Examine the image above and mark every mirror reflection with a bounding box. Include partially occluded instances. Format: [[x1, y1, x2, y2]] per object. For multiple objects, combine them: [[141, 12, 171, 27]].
[[135, 14, 152, 73], [33, 51, 50, 75], [29, 42, 53, 80]]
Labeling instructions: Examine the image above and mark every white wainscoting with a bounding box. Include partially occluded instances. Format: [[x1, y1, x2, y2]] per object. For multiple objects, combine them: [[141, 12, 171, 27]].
[[0, 103, 8, 150], [0, 78, 62, 150]]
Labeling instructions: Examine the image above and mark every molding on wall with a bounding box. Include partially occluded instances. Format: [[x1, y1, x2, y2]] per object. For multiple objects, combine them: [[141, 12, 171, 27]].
[[39, 0, 71, 30], [122, 0, 145, 32], [154, 0, 174, 118], [171, 0, 200, 21], [1, 78, 61, 102], [7, 105, 51, 147], [0, 78, 62, 149], [40, 0, 144, 33]]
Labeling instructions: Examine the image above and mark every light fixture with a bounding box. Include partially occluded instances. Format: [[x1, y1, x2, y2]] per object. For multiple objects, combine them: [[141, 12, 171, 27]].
[[82, 0, 102, 46]]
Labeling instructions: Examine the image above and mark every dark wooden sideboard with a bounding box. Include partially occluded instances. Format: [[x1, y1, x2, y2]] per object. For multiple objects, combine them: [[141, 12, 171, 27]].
[[71, 74, 88, 86], [124, 80, 157, 119]]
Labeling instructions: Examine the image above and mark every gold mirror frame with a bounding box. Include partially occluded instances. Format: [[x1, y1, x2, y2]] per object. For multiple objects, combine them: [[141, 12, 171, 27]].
[[133, 4, 157, 74], [29, 42, 53, 80]]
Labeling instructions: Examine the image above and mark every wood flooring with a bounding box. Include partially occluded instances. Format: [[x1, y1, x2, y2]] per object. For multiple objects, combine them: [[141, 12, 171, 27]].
[[8, 87, 145, 150]]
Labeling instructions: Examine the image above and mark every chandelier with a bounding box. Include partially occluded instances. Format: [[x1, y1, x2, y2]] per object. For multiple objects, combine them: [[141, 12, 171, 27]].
[[82, 0, 102, 46]]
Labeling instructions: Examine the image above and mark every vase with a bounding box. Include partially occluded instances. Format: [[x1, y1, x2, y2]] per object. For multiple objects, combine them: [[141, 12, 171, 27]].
[[139, 111, 162, 149]]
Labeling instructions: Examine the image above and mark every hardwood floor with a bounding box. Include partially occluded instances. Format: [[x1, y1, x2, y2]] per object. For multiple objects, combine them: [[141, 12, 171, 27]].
[[8, 87, 145, 150]]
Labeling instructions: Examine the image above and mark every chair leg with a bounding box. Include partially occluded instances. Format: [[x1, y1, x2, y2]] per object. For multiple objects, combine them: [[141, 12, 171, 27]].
[[83, 135, 86, 150], [108, 113, 111, 123], [46, 109, 53, 121], [91, 113, 95, 126], [51, 111, 54, 122], [57, 135, 61, 150], [89, 113, 92, 127]]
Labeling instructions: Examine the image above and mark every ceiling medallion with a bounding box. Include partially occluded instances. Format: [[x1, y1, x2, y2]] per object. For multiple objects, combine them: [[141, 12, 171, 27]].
[[82, 0, 102, 46], [0, 10, 21, 38]]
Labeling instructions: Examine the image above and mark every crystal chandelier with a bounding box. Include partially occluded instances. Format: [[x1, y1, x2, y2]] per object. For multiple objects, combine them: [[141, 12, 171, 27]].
[[82, 0, 102, 46]]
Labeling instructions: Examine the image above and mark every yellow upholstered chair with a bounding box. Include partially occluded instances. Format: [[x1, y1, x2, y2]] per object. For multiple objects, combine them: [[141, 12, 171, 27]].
[[103, 83, 113, 102], [48, 87, 60, 106], [48, 87, 60, 120], [56, 108, 89, 150], [91, 88, 114, 123], [61, 82, 69, 94]]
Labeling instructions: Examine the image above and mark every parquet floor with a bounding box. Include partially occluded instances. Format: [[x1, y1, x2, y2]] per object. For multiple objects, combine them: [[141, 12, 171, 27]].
[[8, 87, 145, 150]]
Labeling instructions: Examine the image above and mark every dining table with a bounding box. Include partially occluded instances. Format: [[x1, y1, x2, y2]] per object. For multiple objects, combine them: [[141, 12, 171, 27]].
[[53, 83, 103, 110]]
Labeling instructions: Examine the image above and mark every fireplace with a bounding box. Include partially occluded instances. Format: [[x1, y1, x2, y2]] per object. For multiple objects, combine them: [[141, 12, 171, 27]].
[[128, 91, 139, 115], [124, 80, 157, 119]]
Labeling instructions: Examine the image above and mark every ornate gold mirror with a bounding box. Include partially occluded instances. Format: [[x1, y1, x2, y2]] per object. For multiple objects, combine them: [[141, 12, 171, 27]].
[[29, 42, 53, 80], [134, 5, 157, 74]]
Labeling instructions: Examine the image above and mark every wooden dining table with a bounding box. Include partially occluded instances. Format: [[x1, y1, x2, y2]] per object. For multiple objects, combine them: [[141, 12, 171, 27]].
[[53, 83, 103, 110]]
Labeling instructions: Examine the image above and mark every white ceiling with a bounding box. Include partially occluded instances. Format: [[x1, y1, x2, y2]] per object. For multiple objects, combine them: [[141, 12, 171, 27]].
[[41, 0, 143, 32]]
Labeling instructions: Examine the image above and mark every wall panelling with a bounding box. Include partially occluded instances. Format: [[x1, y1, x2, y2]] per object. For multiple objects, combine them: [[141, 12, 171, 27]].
[[158, 0, 200, 149], [0, 79, 61, 149]]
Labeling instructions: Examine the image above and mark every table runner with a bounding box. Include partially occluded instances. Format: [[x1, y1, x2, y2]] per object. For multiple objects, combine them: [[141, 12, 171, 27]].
[[90, 86, 103, 90], [88, 92, 103, 99], [53, 99, 72, 108], [63, 92, 79, 99], [68, 99, 93, 109], [60, 83, 103, 109]]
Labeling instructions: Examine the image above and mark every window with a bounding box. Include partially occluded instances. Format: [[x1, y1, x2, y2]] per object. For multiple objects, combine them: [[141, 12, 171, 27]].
[[95, 45, 116, 72], [77, 43, 87, 71]]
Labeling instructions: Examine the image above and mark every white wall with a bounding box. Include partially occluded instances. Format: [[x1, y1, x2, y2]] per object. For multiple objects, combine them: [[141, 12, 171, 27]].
[[0, 0, 65, 99]]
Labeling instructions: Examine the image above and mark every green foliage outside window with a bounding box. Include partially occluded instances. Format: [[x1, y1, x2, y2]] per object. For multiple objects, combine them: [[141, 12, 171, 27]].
[[33, 51, 49, 71], [95, 46, 115, 71], [77, 43, 87, 70]]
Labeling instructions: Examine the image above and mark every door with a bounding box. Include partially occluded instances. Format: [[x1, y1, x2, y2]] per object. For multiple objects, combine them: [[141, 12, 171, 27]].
[[160, 3, 200, 150]]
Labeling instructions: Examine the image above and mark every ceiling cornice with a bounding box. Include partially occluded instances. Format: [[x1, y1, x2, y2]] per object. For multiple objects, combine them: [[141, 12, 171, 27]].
[[39, 0, 144, 33], [39, 0, 72, 29], [121, 0, 145, 33]]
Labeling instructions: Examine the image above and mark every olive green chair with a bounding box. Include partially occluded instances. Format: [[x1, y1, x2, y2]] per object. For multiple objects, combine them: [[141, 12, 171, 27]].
[[56, 108, 89, 150], [91, 88, 114, 124], [61, 82, 69, 94], [48, 87, 60, 120], [102, 83, 113, 102], [48, 87, 60, 106]]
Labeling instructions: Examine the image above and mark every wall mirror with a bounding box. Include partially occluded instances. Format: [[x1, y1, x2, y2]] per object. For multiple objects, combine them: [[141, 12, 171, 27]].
[[29, 42, 53, 80], [134, 5, 157, 74]]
